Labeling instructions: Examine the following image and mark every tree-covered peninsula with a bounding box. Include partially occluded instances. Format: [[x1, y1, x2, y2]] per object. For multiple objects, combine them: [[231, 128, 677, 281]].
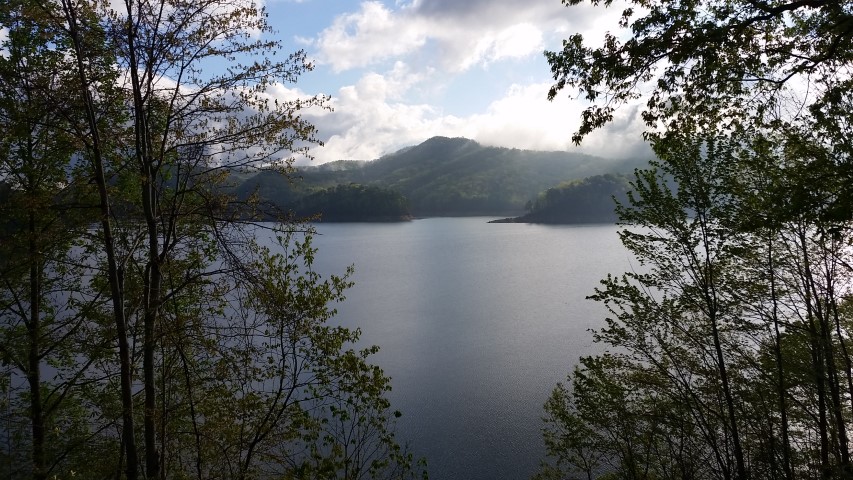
[[491, 173, 631, 224], [294, 184, 412, 222]]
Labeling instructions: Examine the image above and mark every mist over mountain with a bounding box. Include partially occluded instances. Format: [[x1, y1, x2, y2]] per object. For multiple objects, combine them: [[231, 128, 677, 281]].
[[231, 136, 648, 220]]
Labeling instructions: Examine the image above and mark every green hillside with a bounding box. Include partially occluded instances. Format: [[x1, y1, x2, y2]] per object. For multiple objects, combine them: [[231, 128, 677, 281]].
[[294, 184, 411, 222], [231, 137, 647, 219], [358, 137, 643, 215]]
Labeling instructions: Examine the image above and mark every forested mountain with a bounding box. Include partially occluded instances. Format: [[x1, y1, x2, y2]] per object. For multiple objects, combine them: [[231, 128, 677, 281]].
[[232, 136, 646, 218]]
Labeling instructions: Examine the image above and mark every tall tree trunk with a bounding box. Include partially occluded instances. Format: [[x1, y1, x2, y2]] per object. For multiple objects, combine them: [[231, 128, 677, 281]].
[[822, 236, 853, 476], [767, 235, 792, 480], [124, 1, 161, 476], [27, 208, 45, 480], [811, 330, 831, 477], [709, 316, 746, 479], [816, 300, 850, 467], [800, 228, 850, 471], [698, 214, 746, 480], [829, 287, 853, 434], [60, 2, 138, 478], [797, 228, 831, 478]]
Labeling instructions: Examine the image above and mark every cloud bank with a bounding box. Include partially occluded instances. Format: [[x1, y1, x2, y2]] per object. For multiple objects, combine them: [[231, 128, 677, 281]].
[[283, 0, 649, 164]]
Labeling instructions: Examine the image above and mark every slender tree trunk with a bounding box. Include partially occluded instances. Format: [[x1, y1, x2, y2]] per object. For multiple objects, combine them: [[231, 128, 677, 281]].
[[812, 330, 831, 477], [60, 3, 138, 478], [698, 215, 746, 480], [829, 288, 853, 431], [797, 228, 831, 477], [800, 229, 850, 470], [124, 1, 161, 476], [822, 238, 853, 476], [819, 311, 849, 465], [767, 235, 792, 480], [27, 208, 46, 480], [709, 316, 746, 479]]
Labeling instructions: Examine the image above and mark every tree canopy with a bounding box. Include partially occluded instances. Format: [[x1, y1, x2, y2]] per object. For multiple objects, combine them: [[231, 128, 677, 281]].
[[294, 184, 411, 222], [547, 0, 853, 142], [540, 1, 853, 479], [520, 173, 631, 223], [0, 1, 423, 479]]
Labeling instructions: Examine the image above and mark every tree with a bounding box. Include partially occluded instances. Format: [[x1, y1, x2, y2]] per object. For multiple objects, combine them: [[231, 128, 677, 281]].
[[142, 227, 424, 479], [294, 184, 411, 222], [546, 0, 853, 144], [0, 0, 423, 478], [51, 0, 323, 476], [0, 2, 117, 478], [542, 1, 853, 478], [538, 134, 853, 479], [539, 138, 752, 479], [521, 173, 631, 223]]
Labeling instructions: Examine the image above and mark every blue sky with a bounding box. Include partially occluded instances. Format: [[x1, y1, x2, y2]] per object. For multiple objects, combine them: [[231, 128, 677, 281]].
[[0, 0, 649, 164], [257, 0, 651, 164]]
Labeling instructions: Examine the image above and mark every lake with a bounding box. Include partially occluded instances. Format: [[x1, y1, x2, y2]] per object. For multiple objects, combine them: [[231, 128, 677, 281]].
[[304, 217, 632, 480]]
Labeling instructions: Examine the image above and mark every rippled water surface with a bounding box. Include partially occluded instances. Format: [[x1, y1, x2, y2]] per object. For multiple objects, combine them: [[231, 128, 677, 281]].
[[299, 218, 631, 480]]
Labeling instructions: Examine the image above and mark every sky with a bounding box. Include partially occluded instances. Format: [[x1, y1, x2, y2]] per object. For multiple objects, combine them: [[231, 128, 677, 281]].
[[0, 0, 650, 164], [261, 0, 651, 164]]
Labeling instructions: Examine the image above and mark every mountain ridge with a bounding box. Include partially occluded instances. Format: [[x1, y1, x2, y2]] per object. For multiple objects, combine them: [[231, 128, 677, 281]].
[[232, 136, 648, 219]]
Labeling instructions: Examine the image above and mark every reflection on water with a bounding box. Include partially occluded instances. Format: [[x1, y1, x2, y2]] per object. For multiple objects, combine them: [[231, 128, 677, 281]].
[[279, 218, 631, 480]]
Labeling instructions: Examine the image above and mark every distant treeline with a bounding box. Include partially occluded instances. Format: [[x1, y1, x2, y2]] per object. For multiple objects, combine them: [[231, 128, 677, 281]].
[[228, 136, 647, 221], [294, 184, 411, 222]]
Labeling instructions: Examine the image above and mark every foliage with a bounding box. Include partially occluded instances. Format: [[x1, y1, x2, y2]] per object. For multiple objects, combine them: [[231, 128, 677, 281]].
[[145, 228, 424, 479], [0, 2, 116, 477], [546, 0, 853, 144], [538, 135, 853, 479], [294, 184, 411, 222], [542, 1, 853, 478], [515, 173, 631, 224], [0, 0, 424, 479]]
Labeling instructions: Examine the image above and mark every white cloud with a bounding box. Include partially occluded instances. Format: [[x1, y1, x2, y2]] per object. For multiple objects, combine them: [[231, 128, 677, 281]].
[[301, 64, 451, 161], [309, 0, 582, 73], [291, 72, 648, 164], [312, 1, 428, 72], [293, 35, 314, 46], [353, 61, 428, 101], [460, 82, 649, 158], [283, 0, 652, 164], [459, 23, 544, 70], [465, 82, 577, 150], [0, 28, 8, 59]]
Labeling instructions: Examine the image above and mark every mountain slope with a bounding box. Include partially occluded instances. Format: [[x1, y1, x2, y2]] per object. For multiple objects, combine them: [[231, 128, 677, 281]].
[[360, 137, 644, 215], [235, 137, 648, 217]]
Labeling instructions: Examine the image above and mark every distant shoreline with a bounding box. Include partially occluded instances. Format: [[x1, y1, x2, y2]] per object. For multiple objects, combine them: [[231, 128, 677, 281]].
[[488, 215, 618, 225]]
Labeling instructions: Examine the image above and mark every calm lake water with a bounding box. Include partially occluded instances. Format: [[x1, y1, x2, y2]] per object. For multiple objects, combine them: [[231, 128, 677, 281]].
[[303, 217, 631, 480]]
